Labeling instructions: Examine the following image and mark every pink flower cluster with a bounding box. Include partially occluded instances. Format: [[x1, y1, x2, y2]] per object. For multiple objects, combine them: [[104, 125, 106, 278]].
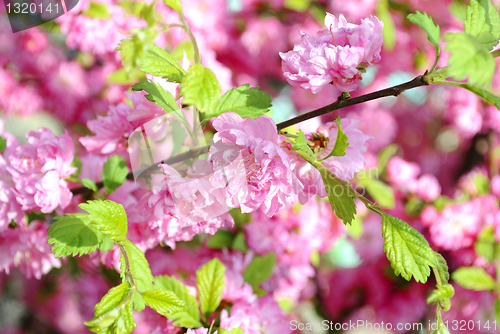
[[210, 113, 303, 217], [280, 13, 383, 93], [7, 128, 76, 213]]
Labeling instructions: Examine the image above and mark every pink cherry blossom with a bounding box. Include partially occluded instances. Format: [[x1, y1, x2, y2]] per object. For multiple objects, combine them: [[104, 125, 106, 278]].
[[386, 157, 421, 191], [7, 128, 76, 213], [280, 13, 383, 93], [0, 221, 61, 279], [219, 295, 291, 334], [210, 112, 303, 217], [415, 174, 441, 201]]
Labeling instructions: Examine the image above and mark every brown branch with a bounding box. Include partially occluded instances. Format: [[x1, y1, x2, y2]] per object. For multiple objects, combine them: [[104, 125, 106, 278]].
[[70, 73, 430, 195], [276, 73, 430, 130]]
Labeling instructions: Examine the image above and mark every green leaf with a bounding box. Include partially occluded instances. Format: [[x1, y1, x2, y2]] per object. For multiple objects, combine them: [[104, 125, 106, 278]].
[[163, 0, 182, 12], [79, 200, 128, 242], [451, 266, 496, 291], [47, 213, 103, 258], [284, 0, 310, 12], [444, 32, 496, 87], [376, 0, 396, 50], [319, 117, 349, 161], [71, 156, 82, 178], [474, 226, 496, 262], [292, 130, 315, 160], [142, 289, 185, 316], [85, 282, 131, 330], [0, 136, 6, 153], [100, 236, 115, 252], [119, 1, 147, 17], [107, 68, 145, 85], [132, 80, 178, 113], [495, 297, 500, 324], [232, 232, 249, 253], [180, 64, 222, 113], [465, 0, 500, 50], [117, 29, 157, 72], [434, 251, 450, 284], [243, 252, 276, 288], [131, 289, 146, 312], [319, 167, 357, 225], [196, 258, 226, 317], [377, 144, 398, 173], [82, 178, 98, 192], [154, 275, 200, 322], [211, 84, 271, 119], [119, 240, 154, 292], [207, 229, 235, 249], [408, 11, 441, 49], [427, 283, 455, 304], [382, 214, 437, 283], [140, 44, 186, 82], [82, 2, 111, 19], [358, 178, 395, 209], [170, 312, 203, 328], [102, 155, 128, 196]]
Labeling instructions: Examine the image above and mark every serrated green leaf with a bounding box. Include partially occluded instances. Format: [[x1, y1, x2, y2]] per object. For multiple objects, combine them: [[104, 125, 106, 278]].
[[319, 167, 357, 224], [320, 117, 349, 161], [79, 200, 128, 242], [359, 178, 395, 209], [292, 130, 315, 159], [211, 84, 272, 119], [132, 80, 178, 113], [382, 214, 436, 283], [86, 282, 130, 326], [196, 258, 225, 317], [47, 213, 103, 258], [408, 11, 441, 49], [444, 32, 496, 87], [207, 229, 235, 249], [142, 289, 185, 316], [119, 240, 154, 292], [170, 312, 203, 328], [102, 155, 128, 195], [376, 0, 396, 50], [434, 251, 450, 284], [100, 236, 115, 252], [82, 2, 110, 19], [243, 252, 276, 289], [163, 0, 181, 12], [119, 298, 136, 334], [452, 266, 496, 291], [82, 178, 98, 192], [140, 44, 186, 82], [117, 29, 157, 72], [154, 275, 200, 322], [131, 289, 146, 312], [465, 0, 500, 50], [180, 64, 221, 113], [427, 284, 455, 304], [0, 136, 6, 153]]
